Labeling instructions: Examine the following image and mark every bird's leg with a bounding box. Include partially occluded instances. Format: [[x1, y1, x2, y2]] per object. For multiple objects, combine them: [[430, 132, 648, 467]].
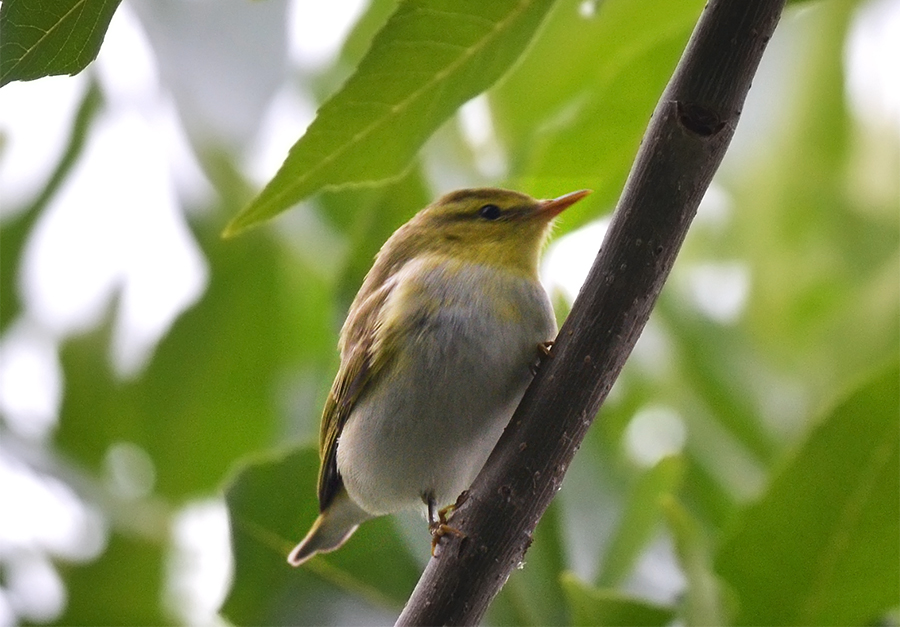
[[425, 493, 464, 556], [531, 340, 554, 374]]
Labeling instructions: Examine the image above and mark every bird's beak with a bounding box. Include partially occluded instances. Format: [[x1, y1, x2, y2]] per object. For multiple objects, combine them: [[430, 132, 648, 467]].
[[538, 189, 592, 218]]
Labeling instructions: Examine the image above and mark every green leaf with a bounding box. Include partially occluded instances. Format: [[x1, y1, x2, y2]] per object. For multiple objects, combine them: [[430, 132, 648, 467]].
[[0, 0, 122, 86], [561, 572, 675, 627], [729, 0, 898, 384], [337, 0, 402, 67], [224, 0, 557, 236], [598, 455, 685, 586], [659, 302, 778, 466], [492, 0, 703, 228], [716, 360, 900, 626], [319, 165, 431, 305], [0, 80, 102, 332], [662, 496, 731, 627], [222, 447, 421, 625], [55, 221, 328, 498], [57, 532, 169, 626]]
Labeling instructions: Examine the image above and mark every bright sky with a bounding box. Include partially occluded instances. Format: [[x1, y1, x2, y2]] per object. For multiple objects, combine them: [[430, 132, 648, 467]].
[[0, 0, 898, 623]]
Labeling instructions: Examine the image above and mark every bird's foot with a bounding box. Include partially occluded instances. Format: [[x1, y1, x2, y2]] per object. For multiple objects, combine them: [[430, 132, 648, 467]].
[[429, 522, 464, 556], [531, 340, 554, 374], [429, 505, 464, 556], [427, 498, 465, 556]]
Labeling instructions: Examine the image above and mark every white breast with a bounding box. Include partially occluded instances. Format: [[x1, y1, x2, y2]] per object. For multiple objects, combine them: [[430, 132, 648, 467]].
[[336, 258, 556, 516]]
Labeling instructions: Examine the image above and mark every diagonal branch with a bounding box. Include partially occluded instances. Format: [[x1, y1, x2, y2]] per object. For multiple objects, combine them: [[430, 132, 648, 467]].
[[396, 0, 787, 624]]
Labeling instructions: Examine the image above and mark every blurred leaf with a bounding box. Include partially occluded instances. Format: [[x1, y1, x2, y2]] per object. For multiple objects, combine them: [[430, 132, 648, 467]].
[[0, 210, 29, 332], [318, 165, 431, 305], [222, 447, 420, 625], [57, 533, 169, 625], [224, 0, 558, 236], [597, 455, 684, 586], [0, 80, 102, 332], [0, 0, 121, 86], [55, 220, 328, 498], [488, 501, 569, 626], [130, 0, 288, 150], [716, 360, 900, 626], [660, 304, 778, 465], [731, 0, 898, 387], [561, 572, 674, 627], [662, 496, 730, 627], [493, 0, 703, 228], [679, 454, 739, 537], [338, 0, 401, 67]]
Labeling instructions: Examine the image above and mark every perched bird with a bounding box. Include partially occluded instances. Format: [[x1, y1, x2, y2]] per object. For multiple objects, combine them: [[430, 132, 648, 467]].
[[288, 187, 591, 566]]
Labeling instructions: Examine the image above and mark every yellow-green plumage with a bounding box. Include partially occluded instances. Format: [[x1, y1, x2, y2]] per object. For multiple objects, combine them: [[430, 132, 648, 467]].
[[288, 188, 590, 566]]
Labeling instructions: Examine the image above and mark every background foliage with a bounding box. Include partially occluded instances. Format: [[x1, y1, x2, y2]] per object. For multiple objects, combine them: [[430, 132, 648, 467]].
[[1, 0, 897, 625]]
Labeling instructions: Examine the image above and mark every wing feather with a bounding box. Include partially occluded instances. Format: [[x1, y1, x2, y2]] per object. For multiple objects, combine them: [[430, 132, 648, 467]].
[[316, 277, 396, 510]]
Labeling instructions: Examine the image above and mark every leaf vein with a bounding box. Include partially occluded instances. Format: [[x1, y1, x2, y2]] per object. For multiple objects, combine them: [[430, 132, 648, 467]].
[[231, 0, 540, 232]]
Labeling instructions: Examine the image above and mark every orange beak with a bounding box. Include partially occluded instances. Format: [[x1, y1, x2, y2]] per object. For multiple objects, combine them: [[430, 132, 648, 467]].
[[537, 189, 592, 218]]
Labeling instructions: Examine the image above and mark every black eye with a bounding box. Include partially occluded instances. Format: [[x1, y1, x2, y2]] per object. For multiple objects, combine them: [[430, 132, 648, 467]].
[[478, 204, 502, 220]]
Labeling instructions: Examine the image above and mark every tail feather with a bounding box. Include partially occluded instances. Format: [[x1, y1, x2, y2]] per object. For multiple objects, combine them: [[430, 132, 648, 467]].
[[288, 490, 371, 566]]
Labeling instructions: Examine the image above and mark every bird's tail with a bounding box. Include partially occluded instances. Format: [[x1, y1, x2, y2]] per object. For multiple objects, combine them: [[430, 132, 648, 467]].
[[287, 490, 372, 566]]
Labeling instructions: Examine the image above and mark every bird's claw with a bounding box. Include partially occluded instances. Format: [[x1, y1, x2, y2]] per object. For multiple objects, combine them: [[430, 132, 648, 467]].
[[531, 340, 555, 374], [429, 522, 465, 556], [429, 503, 465, 556]]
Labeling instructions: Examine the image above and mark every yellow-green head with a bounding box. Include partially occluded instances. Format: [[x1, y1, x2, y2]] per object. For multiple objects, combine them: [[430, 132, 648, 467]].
[[375, 188, 592, 280]]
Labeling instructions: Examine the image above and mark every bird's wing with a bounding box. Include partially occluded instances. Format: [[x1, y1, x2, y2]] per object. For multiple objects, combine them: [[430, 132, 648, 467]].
[[316, 276, 398, 511]]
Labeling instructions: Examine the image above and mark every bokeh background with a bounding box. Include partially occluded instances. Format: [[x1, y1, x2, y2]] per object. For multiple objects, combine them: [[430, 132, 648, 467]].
[[1, 0, 897, 625]]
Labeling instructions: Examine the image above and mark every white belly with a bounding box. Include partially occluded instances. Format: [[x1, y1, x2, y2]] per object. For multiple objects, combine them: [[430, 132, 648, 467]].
[[336, 260, 555, 516]]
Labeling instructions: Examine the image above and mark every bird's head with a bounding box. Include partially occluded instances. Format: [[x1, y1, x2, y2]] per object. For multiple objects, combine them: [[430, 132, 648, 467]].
[[395, 188, 591, 276]]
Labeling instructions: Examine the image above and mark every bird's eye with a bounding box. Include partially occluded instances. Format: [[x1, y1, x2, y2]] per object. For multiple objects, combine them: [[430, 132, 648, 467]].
[[478, 204, 502, 220]]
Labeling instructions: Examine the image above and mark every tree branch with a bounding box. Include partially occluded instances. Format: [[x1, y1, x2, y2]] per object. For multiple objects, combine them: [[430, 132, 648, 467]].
[[396, 0, 786, 624]]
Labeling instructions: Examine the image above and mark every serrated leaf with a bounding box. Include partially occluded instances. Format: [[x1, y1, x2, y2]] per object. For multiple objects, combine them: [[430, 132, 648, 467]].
[[561, 572, 675, 627], [0, 0, 121, 86], [716, 361, 900, 626], [224, 0, 557, 236]]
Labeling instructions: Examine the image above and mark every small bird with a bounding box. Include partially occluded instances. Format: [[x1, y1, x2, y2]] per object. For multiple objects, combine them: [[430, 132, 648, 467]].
[[288, 187, 591, 566]]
